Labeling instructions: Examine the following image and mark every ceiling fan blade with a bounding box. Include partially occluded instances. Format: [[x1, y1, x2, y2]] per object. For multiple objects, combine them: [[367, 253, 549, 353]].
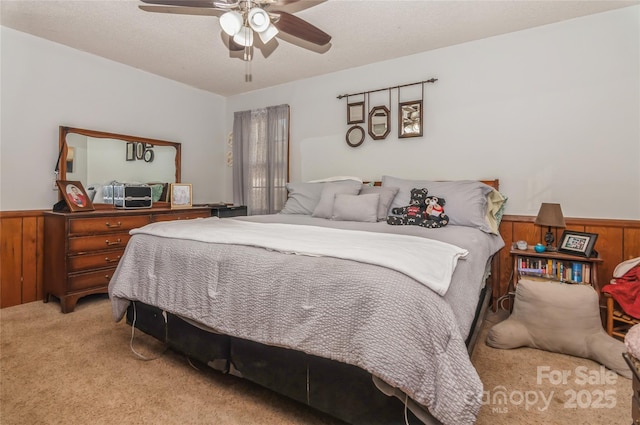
[[139, 5, 223, 16], [272, 11, 331, 46], [139, 0, 218, 8]]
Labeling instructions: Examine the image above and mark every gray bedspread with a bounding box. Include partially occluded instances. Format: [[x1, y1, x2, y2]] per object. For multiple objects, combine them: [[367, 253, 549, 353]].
[[109, 214, 504, 425]]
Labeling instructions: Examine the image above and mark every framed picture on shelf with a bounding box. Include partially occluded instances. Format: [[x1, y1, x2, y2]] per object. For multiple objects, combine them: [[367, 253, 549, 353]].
[[558, 231, 598, 257], [56, 180, 94, 212], [170, 183, 192, 209]]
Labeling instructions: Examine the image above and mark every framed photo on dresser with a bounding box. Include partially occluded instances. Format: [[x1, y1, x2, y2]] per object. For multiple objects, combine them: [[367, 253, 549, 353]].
[[170, 183, 192, 209], [56, 180, 94, 212]]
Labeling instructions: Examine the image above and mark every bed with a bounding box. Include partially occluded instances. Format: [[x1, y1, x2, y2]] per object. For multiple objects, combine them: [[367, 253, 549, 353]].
[[108, 176, 506, 425]]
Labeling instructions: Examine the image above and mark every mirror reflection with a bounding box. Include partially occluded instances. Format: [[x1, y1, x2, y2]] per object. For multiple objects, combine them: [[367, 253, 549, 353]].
[[60, 127, 181, 203], [346, 125, 365, 147], [368, 106, 390, 140], [398, 100, 423, 138]]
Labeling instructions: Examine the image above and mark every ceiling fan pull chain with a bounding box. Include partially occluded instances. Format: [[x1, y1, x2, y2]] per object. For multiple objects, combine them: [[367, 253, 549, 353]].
[[244, 46, 253, 82]]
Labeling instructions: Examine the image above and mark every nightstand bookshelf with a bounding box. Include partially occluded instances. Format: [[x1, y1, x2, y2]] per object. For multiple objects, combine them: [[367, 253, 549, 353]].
[[510, 245, 603, 295]]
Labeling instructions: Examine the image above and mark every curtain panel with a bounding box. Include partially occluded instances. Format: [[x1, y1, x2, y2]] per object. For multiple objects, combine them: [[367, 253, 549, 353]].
[[232, 104, 289, 215]]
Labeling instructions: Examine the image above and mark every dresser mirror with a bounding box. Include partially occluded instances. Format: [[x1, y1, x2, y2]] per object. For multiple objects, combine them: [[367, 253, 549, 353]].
[[58, 126, 181, 204]]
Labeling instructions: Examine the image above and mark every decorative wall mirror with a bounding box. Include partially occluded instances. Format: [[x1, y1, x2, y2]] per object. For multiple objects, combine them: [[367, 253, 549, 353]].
[[346, 125, 365, 147], [368, 106, 390, 140], [347, 101, 365, 124], [58, 126, 181, 204], [398, 100, 423, 138]]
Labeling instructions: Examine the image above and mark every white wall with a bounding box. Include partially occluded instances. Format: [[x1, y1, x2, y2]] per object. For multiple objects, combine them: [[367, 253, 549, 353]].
[[226, 6, 640, 220], [2, 6, 638, 219], [0, 27, 228, 211]]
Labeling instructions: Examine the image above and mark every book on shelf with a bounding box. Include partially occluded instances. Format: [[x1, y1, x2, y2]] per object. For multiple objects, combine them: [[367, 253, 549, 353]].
[[516, 255, 592, 285]]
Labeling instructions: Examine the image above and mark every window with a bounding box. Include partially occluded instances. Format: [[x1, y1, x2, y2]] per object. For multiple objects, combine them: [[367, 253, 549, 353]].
[[232, 104, 289, 215]]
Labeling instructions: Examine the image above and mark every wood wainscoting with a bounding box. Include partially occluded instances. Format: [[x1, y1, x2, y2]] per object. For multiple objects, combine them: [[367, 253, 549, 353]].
[[1, 210, 45, 308], [1, 210, 639, 310], [494, 215, 640, 311]]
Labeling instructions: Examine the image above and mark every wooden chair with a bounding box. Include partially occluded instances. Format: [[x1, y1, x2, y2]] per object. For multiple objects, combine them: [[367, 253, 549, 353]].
[[605, 292, 640, 340]]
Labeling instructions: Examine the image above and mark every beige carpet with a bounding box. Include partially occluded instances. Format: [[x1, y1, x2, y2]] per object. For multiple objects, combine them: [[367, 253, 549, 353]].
[[0, 296, 632, 425]]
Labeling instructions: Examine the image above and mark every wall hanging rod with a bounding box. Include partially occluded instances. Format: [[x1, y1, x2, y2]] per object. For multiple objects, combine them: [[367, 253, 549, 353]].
[[336, 78, 438, 100]]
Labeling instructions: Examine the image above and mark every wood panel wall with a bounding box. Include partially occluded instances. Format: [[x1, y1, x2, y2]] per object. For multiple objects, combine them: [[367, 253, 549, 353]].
[[1, 210, 639, 310], [1, 211, 45, 308], [494, 215, 640, 310]]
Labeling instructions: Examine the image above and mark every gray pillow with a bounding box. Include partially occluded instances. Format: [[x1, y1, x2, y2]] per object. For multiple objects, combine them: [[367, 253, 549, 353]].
[[332, 193, 380, 222], [359, 185, 399, 221], [311, 181, 361, 219], [279, 182, 326, 215], [382, 176, 493, 233]]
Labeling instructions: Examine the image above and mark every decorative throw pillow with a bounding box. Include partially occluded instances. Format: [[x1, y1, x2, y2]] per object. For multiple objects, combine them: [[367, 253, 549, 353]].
[[332, 193, 379, 222], [311, 181, 361, 219], [486, 279, 631, 379], [358, 185, 399, 221]]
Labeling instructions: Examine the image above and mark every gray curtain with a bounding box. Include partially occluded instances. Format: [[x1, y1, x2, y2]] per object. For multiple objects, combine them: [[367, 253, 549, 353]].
[[232, 104, 289, 215]]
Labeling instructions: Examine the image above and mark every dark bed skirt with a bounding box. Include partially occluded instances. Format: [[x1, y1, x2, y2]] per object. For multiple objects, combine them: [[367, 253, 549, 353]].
[[124, 283, 490, 425], [126, 301, 426, 424]]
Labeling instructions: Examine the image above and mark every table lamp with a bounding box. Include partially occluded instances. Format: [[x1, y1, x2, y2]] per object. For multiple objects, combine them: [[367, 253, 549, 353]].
[[534, 203, 566, 251]]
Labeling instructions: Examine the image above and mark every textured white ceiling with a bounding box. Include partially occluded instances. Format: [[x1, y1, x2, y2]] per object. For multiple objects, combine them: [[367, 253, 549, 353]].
[[2, 0, 637, 97]]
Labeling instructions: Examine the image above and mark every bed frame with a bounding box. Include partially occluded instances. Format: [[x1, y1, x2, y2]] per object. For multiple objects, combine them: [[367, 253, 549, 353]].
[[126, 280, 492, 425], [124, 179, 501, 425]]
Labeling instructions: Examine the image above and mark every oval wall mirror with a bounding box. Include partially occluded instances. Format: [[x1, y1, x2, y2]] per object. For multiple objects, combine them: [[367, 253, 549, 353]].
[[346, 125, 365, 147], [368, 106, 390, 140]]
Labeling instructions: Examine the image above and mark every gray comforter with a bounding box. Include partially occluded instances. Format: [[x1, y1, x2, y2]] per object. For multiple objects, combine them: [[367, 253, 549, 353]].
[[109, 214, 504, 425]]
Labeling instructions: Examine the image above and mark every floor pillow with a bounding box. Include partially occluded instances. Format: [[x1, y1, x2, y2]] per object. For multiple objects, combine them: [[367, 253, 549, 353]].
[[486, 279, 631, 379]]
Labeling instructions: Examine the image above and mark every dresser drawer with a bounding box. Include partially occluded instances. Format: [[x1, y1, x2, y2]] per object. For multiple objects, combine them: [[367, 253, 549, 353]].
[[68, 268, 117, 292], [68, 248, 126, 273], [68, 215, 151, 236], [68, 232, 132, 253], [153, 211, 210, 222]]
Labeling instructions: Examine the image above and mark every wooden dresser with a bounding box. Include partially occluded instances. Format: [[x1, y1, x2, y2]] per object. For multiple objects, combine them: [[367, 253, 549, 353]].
[[43, 207, 210, 313]]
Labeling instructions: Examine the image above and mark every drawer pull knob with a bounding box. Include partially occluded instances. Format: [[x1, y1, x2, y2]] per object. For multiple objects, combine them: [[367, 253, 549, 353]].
[[104, 275, 112, 280], [104, 256, 121, 263], [105, 239, 122, 246], [105, 221, 122, 228]]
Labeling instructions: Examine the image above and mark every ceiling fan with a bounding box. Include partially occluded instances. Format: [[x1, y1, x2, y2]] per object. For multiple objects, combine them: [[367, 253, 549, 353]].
[[139, 0, 331, 80]]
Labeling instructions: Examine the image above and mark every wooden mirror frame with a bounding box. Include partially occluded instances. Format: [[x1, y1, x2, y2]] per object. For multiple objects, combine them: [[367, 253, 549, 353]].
[[368, 106, 390, 140], [347, 102, 365, 124], [398, 100, 423, 138], [58, 126, 181, 184], [346, 125, 365, 147]]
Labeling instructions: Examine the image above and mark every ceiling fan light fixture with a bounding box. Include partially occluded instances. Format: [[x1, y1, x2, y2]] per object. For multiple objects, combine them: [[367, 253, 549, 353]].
[[258, 23, 279, 44], [220, 11, 243, 36], [233, 26, 254, 47], [248, 7, 270, 33]]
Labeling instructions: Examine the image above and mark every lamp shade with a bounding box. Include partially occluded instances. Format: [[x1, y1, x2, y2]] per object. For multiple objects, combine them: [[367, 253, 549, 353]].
[[220, 11, 243, 36], [258, 23, 279, 44], [233, 26, 254, 47], [248, 7, 270, 33], [534, 203, 566, 228]]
